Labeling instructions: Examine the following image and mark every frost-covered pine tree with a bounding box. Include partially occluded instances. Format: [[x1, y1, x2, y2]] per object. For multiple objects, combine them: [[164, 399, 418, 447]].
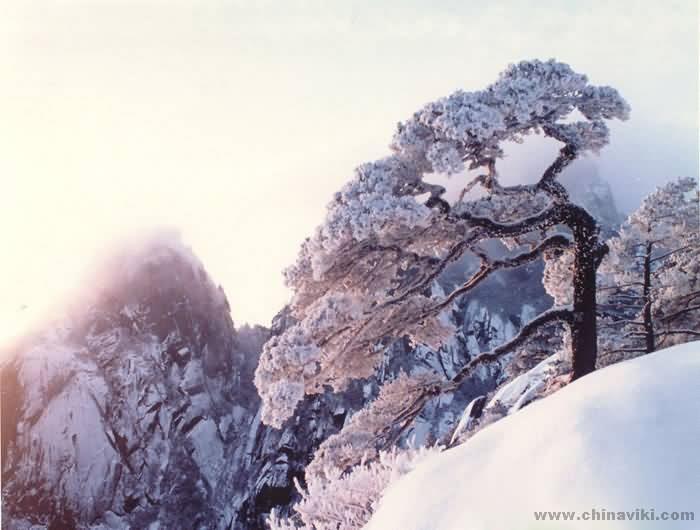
[[268, 445, 440, 530], [255, 59, 629, 438], [598, 177, 699, 362]]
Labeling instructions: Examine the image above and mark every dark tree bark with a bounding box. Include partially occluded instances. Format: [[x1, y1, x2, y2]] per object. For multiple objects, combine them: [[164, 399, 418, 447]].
[[571, 219, 600, 379], [642, 241, 655, 353], [452, 148, 606, 381]]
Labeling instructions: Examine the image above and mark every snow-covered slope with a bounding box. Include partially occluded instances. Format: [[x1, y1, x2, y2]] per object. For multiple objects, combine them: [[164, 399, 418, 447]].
[[367, 342, 700, 530]]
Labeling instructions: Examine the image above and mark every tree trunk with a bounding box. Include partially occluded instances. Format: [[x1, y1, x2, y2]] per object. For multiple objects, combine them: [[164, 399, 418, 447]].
[[571, 223, 599, 380], [642, 242, 655, 353]]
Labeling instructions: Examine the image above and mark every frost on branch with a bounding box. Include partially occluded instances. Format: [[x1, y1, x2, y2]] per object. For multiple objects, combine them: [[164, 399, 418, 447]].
[[255, 58, 629, 428], [259, 379, 305, 430], [284, 156, 434, 285], [598, 177, 699, 364], [305, 372, 442, 482], [255, 292, 363, 428], [543, 246, 575, 306], [393, 59, 629, 172], [268, 446, 441, 530]]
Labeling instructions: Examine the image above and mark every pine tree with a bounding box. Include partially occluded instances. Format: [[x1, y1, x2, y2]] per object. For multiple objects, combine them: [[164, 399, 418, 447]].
[[598, 177, 699, 363], [255, 59, 629, 437]]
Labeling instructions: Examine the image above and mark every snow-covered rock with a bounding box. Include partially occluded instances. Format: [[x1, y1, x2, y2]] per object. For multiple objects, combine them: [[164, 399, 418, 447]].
[[0, 235, 268, 529], [366, 341, 700, 530]]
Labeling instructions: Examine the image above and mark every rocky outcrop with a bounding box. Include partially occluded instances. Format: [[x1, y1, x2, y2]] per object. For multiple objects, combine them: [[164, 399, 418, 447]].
[[560, 159, 623, 236], [1, 236, 267, 529]]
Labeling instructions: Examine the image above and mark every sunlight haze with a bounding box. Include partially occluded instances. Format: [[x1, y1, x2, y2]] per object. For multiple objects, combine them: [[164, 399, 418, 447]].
[[1, 0, 697, 346]]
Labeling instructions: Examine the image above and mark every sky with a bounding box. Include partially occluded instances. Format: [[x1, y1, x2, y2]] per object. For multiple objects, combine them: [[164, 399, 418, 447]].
[[1, 0, 697, 346]]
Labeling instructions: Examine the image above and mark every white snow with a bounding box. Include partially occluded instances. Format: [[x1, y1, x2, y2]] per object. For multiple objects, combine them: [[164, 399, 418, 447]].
[[366, 342, 700, 530], [488, 352, 560, 413], [448, 395, 483, 446]]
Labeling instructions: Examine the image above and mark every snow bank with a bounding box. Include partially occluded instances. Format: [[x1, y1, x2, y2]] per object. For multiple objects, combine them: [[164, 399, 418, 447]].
[[366, 342, 700, 529]]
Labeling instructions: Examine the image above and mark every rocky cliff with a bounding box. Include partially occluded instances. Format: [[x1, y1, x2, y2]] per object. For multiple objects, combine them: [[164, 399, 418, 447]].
[[1, 236, 267, 529]]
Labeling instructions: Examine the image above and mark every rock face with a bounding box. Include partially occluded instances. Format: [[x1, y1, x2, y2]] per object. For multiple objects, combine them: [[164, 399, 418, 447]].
[[1, 237, 268, 529], [1, 173, 622, 529]]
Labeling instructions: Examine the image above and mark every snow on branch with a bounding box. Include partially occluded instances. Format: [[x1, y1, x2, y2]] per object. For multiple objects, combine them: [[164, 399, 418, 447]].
[[305, 372, 442, 482], [447, 307, 574, 388], [598, 176, 699, 361], [392, 59, 628, 175], [255, 59, 629, 428], [270, 445, 441, 530]]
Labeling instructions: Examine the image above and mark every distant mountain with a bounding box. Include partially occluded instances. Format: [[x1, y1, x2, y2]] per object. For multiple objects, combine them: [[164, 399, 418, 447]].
[[1, 234, 267, 529], [560, 158, 623, 235], [0, 237, 517, 530]]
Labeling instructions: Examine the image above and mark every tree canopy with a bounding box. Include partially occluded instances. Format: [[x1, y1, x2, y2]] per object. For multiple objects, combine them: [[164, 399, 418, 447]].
[[255, 59, 630, 429]]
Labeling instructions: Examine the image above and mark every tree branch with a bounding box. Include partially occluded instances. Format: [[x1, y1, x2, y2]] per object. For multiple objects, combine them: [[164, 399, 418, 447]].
[[598, 282, 646, 291], [537, 144, 576, 201], [446, 307, 573, 388], [426, 235, 571, 316], [602, 347, 649, 355], [656, 329, 700, 337], [480, 145, 575, 203], [599, 319, 646, 328], [659, 305, 700, 323], [373, 307, 573, 451]]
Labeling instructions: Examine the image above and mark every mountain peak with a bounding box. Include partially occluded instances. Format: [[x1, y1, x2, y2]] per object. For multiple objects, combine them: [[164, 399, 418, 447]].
[[62, 230, 236, 377], [83, 229, 227, 309]]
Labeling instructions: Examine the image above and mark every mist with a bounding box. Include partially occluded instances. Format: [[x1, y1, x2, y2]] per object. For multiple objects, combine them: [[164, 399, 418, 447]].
[[1, 0, 697, 345]]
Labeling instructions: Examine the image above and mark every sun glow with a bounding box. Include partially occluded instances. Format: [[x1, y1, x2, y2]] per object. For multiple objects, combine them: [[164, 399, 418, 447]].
[[1, 1, 696, 347]]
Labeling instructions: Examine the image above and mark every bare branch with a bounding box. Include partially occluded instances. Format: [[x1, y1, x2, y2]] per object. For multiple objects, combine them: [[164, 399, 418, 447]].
[[481, 145, 575, 203], [536, 144, 576, 201], [602, 347, 649, 355], [659, 305, 700, 323], [599, 319, 647, 328], [656, 329, 700, 337], [598, 282, 646, 291], [598, 302, 644, 309]]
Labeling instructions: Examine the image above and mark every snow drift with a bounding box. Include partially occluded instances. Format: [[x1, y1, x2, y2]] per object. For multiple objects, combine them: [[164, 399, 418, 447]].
[[366, 341, 700, 530]]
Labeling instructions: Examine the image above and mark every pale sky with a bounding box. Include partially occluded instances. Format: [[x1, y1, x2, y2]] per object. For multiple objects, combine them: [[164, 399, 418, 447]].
[[1, 0, 697, 345]]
